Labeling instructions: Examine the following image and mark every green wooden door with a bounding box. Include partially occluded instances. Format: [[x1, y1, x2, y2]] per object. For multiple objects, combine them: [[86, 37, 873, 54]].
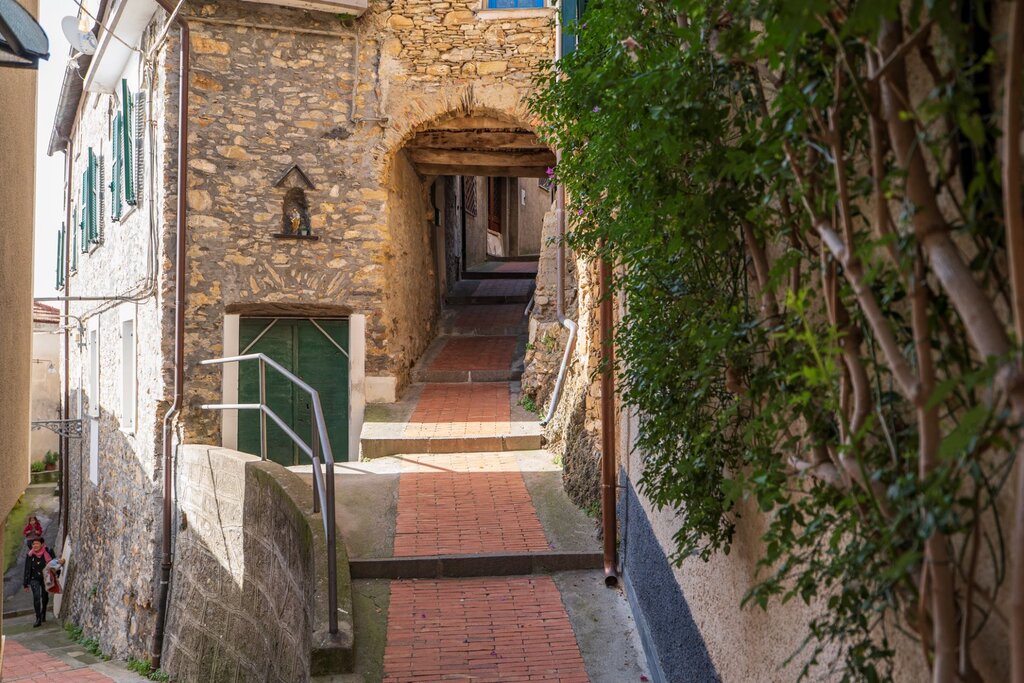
[[238, 318, 350, 465]]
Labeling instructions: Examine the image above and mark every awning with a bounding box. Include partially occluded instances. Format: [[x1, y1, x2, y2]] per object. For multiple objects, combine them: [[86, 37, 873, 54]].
[[0, 0, 48, 69]]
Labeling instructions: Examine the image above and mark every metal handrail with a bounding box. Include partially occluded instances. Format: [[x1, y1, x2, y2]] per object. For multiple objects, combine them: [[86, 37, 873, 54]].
[[198, 353, 339, 635]]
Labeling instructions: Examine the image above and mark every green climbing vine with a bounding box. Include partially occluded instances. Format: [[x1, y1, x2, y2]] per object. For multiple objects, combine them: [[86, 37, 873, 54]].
[[533, 1, 1024, 680]]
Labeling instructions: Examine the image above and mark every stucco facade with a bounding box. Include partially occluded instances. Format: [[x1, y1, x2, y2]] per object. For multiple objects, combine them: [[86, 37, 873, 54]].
[[53, 0, 556, 668], [30, 304, 62, 462], [0, 0, 40, 660]]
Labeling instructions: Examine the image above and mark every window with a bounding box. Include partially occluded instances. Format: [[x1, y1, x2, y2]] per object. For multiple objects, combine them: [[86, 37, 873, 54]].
[[88, 326, 100, 418], [561, 0, 585, 54], [486, 0, 544, 7], [82, 148, 102, 247], [111, 79, 136, 221], [88, 322, 99, 485], [120, 316, 136, 432], [55, 224, 65, 290], [70, 208, 78, 272]]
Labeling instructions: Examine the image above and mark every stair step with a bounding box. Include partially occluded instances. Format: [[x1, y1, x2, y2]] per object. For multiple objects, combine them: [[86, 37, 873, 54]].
[[440, 303, 529, 336], [410, 335, 526, 384], [459, 269, 537, 280], [360, 428, 543, 459], [412, 366, 523, 383], [445, 278, 535, 306], [349, 552, 603, 580]]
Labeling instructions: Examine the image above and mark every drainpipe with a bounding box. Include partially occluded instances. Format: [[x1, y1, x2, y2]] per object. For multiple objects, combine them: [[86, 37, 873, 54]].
[[599, 248, 618, 586], [150, 0, 189, 670], [61, 140, 73, 542]]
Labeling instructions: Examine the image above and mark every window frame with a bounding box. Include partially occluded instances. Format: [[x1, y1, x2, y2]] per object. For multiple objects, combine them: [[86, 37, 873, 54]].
[[483, 0, 545, 8], [119, 307, 136, 433]]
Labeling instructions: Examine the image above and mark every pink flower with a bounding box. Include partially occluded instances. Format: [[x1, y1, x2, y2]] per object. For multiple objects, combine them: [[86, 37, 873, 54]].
[[546, 167, 555, 178], [621, 36, 642, 62]]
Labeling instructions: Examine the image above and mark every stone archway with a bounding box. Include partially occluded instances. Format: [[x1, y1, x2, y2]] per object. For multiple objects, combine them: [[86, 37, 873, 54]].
[[377, 109, 555, 398]]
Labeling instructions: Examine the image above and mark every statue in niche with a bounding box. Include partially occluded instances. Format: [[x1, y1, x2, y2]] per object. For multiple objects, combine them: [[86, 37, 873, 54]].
[[283, 188, 311, 236], [273, 163, 316, 237]]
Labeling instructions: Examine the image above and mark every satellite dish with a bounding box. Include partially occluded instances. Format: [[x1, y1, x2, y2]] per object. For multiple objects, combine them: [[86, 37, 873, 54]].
[[61, 16, 96, 55]]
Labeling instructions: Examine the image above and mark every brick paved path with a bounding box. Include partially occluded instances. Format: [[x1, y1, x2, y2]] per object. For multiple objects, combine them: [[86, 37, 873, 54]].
[[428, 337, 518, 373], [1, 639, 115, 682], [383, 577, 590, 683], [378, 276, 597, 682], [0, 614, 148, 682], [393, 454, 550, 557]]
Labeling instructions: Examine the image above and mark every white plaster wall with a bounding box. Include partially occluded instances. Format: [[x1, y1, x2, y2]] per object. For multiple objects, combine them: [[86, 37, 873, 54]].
[[30, 325, 62, 461]]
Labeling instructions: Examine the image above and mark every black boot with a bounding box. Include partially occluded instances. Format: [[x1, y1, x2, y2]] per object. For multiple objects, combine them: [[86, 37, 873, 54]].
[[33, 618, 41, 628]]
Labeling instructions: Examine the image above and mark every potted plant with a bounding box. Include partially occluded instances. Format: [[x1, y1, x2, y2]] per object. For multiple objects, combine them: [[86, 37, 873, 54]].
[[30, 460, 45, 473], [44, 450, 58, 471]]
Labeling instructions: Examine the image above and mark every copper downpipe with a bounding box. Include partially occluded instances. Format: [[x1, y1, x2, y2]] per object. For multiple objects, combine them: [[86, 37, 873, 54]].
[[599, 247, 619, 586], [150, 1, 189, 670]]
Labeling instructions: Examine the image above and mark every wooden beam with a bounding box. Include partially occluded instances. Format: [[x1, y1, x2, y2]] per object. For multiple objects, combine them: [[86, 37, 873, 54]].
[[426, 116, 527, 131], [407, 130, 547, 151], [408, 147, 556, 168], [416, 163, 551, 178]]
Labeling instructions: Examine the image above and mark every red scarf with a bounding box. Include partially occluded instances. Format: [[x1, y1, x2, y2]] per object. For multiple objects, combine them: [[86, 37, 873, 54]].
[[23, 521, 42, 538], [28, 546, 51, 563]]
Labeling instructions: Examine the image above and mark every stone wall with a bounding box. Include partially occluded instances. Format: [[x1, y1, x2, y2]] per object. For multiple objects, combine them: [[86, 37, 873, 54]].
[[384, 149, 441, 391], [163, 445, 351, 682], [521, 207, 603, 508], [177, 0, 556, 438], [58, 0, 556, 663], [59, 30, 169, 658]]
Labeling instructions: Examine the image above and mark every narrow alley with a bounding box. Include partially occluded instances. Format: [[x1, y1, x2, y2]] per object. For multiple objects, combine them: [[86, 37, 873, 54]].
[[315, 262, 650, 682]]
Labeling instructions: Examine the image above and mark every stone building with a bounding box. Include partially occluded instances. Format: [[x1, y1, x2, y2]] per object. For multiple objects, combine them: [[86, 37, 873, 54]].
[[47, 0, 559, 671]]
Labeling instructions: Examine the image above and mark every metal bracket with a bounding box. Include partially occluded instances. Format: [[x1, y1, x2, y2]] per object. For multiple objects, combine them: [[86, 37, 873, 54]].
[[31, 419, 83, 438]]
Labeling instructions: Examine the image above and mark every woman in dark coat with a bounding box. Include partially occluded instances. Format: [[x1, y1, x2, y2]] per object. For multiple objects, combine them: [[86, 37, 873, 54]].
[[23, 538, 55, 627]]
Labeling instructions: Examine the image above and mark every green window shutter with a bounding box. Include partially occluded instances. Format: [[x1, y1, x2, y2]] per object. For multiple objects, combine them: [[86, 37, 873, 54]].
[[87, 149, 98, 243], [80, 172, 88, 251], [71, 207, 78, 271], [111, 112, 123, 221], [122, 80, 135, 206], [55, 225, 64, 289]]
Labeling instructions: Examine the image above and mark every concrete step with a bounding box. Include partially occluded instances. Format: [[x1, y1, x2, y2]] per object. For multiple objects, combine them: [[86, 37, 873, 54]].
[[360, 424, 543, 458], [349, 551, 603, 579], [359, 382, 543, 459], [445, 278, 535, 305], [460, 269, 537, 280]]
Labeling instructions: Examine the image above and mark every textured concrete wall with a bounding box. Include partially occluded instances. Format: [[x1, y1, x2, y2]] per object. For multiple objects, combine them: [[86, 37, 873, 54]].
[[0, 0, 38, 646], [163, 446, 317, 682], [30, 324, 61, 461]]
